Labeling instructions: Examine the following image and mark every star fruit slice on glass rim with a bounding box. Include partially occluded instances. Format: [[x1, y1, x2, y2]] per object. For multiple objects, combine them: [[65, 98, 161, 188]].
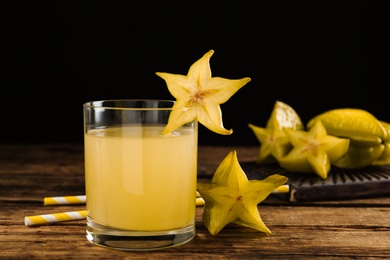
[[197, 150, 288, 236], [156, 49, 251, 135]]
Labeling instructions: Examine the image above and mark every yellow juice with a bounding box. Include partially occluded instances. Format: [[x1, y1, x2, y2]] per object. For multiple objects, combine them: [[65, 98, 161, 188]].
[[84, 125, 198, 231]]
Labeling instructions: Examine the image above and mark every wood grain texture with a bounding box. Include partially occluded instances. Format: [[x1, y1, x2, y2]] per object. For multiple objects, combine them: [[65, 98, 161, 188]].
[[1, 144, 390, 259]]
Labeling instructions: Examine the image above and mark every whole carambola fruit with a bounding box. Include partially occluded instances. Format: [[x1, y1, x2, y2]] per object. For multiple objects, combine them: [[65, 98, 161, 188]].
[[307, 108, 387, 144], [307, 108, 388, 168]]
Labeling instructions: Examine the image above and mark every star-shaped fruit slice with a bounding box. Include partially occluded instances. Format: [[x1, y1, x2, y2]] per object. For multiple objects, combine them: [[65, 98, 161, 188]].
[[197, 150, 288, 235], [248, 101, 304, 163], [156, 50, 251, 135], [278, 120, 350, 179]]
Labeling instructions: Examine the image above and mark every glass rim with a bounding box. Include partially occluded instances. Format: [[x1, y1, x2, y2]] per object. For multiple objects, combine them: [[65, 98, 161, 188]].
[[83, 99, 189, 111]]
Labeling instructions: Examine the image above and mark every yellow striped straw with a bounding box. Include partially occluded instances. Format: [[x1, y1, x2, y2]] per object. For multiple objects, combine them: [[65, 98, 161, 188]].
[[24, 210, 87, 226], [196, 197, 205, 206], [275, 184, 290, 193], [26, 186, 288, 226], [44, 195, 86, 205], [44, 194, 204, 206], [43, 187, 288, 206]]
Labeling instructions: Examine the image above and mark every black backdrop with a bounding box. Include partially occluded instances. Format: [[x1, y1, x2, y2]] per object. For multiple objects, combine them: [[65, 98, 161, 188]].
[[3, 1, 389, 145]]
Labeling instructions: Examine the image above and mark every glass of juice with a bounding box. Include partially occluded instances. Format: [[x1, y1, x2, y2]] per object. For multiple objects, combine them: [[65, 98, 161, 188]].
[[83, 100, 198, 251]]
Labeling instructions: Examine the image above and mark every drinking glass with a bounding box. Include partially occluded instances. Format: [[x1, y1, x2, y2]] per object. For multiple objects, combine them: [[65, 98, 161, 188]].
[[83, 100, 198, 251]]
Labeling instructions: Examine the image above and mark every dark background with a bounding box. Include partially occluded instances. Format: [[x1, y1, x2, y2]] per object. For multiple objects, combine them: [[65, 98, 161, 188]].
[[3, 1, 389, 146]]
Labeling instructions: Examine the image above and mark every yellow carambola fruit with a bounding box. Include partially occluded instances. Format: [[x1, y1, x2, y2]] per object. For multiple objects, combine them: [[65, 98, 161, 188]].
[[348, 136, 383, 147], [278, 120, 350, 179], [379, 121, 390, 142], [333, 144, 385, 168], [248, 100, 304, 163], [372, 142, 390, 165], [370, 121, 390, 166], [156, 49, 251, 135], [307, 109, 388, 168], [307, 108, 387, 144], [371, 120, 390, 165], [197, 150, 288, 236]]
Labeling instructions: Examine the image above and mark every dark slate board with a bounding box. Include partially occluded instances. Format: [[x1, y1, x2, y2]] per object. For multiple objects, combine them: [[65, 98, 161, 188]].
[[240, 162, 390, 202]]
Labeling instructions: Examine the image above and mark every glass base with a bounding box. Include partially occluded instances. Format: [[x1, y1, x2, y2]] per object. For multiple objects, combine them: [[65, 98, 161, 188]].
[[86, 217, 195, 251]]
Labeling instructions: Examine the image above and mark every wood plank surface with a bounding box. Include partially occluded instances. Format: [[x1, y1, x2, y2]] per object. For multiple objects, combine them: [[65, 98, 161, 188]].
[[1, 144, 390, 259]]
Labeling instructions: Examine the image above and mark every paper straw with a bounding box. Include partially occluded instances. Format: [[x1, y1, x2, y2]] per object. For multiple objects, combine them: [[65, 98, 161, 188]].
[[43, 193, 202, 206], [43, 186, 289, 206], [24, 210, 87, 226], [25, 201, 205, 227], [274, 184, 289, 193], [44, 195, 86, 205], [44, 195, 205, 207], [196, 197, 205, 206], [26, 186, 289, 226]]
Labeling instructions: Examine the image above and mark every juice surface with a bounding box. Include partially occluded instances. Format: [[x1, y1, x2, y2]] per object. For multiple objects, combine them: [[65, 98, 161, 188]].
[[84, 125, 198, 231]]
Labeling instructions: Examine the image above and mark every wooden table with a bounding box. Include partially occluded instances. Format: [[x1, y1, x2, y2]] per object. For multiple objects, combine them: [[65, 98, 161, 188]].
[[1, 144, 389, 259]]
